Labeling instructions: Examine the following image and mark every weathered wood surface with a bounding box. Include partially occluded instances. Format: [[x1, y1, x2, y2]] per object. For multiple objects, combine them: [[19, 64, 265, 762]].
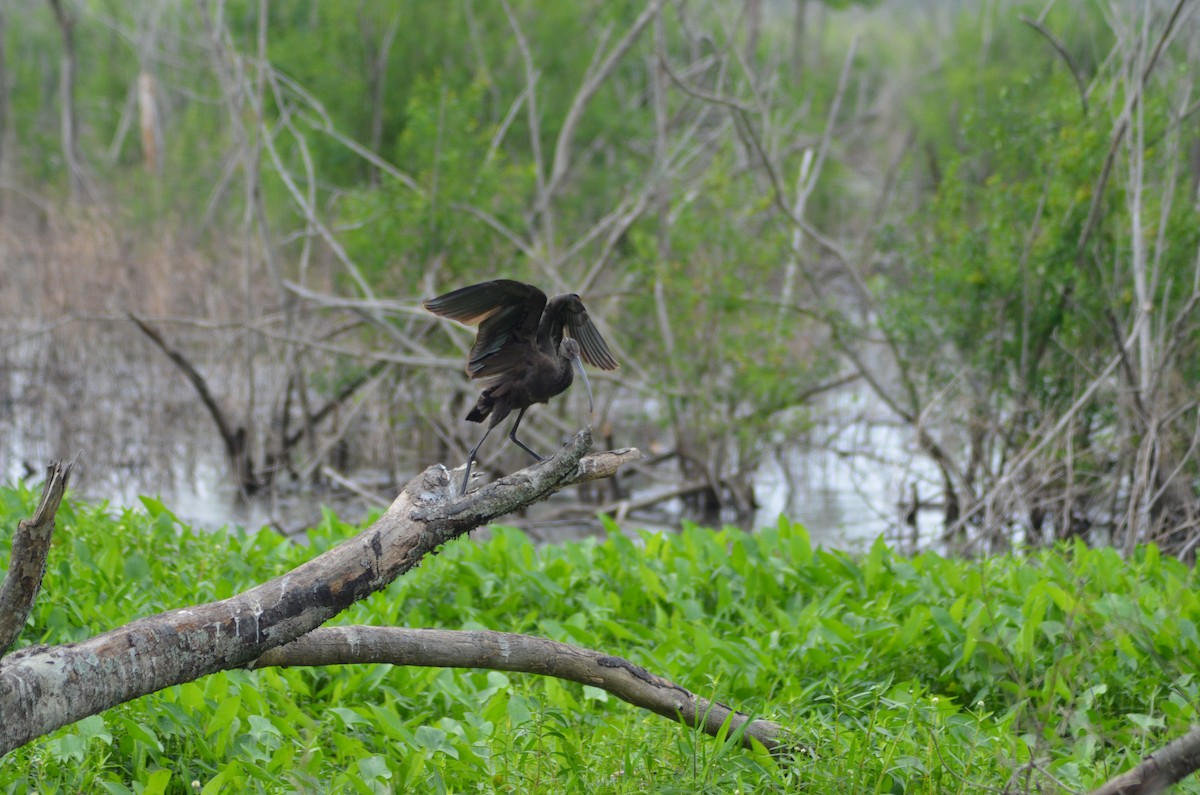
[[254, 626, 784, 753], [0, 463, 72, 657], [0, 432, 637, 754], [1087, 725, 1200, 795]]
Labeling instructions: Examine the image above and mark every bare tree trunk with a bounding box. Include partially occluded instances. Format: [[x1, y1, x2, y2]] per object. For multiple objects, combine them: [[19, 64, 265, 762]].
[[791, 0, 806, 80], [254, 626, 786, 754], [130, 0, 168, 175], [47, 0, 90, 204], [0, 3, 9, 217], [0, 463, 71, 656], [744, 0, 761, 63], [360, 6, 400, 187], [1088, 725, 1200, 795], [137, 72, 159, 173]]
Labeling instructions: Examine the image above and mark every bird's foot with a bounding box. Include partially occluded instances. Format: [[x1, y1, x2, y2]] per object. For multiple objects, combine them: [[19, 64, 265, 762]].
[[458, 458, 477, 497]]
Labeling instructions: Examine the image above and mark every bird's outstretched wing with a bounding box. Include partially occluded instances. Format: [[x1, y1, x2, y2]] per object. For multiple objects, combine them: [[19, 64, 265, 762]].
[[423, 280, 547, 378], [547, 294, 620, 371]]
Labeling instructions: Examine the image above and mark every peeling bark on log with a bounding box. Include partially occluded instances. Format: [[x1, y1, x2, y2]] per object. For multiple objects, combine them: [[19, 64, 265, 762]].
[[0, 462, 72, 656], [1088, 725, 1200, 795], [252, 626, 784, 753], [0, 432, 641, 755]]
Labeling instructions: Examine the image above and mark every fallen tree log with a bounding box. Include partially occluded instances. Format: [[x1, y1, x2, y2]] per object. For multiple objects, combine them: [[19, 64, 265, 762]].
[[0, 432, 784, 757], [1087, 725, 1200, 795]]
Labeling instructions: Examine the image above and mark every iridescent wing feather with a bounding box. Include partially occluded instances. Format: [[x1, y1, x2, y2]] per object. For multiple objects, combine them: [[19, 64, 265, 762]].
[[423, 280, 547, 378]]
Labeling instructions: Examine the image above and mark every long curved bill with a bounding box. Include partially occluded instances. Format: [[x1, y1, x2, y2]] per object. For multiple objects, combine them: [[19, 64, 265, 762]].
[[570, 348, 595, 417]]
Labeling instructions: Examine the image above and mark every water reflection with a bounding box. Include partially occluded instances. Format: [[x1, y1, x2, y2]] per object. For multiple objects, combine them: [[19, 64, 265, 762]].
[[753, 390, 945, 552]]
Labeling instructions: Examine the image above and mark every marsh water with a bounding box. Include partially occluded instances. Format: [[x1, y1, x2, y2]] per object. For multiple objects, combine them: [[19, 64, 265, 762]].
[[0, 332, 942, 550]]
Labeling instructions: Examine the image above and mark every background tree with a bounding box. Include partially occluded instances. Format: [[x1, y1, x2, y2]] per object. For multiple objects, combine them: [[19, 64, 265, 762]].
[[0, 0, 1198, 553]]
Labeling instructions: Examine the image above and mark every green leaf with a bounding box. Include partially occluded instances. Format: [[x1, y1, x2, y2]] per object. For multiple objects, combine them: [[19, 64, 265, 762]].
[[507, 695, 532, 728], [330, 707, 373, 729], [141, 769, 172, 795], [357, 755, 392, 781], [582, 685, 610, 702], [1127, 713, 1165, 730], [76, 714, 112, 745], [118, 717, 163, 753]]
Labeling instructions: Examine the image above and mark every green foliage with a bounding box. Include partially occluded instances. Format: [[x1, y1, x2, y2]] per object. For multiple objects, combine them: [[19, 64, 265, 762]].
[[887, 5, 1200, 401], [336, 76, 537, 293], [2, 482, 1198, 792], [865, 5, 1200, 526], [887, 13, 1101, 396], [617, 150, 837, 468]]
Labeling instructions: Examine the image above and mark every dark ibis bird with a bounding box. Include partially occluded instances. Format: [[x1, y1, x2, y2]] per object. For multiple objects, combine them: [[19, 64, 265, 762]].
[[424, 279, 619, 495]]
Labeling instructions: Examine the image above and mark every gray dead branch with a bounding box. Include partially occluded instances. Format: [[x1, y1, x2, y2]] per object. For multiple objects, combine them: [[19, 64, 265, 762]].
[[0, 433, 780, 760]]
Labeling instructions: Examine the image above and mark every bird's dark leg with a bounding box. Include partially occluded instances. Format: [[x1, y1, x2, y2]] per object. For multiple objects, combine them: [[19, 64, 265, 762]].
[[507, 408, 544, 462], [461, 421, 498, 497]]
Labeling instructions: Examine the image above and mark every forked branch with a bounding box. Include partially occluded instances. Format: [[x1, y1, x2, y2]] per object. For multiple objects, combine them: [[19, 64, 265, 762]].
[[0, 432, 647, 756]]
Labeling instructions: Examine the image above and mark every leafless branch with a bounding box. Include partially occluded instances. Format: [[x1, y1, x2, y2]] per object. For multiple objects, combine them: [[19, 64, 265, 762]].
[[543, 0, 666, 206], [129, 312, 258, 491], [1077, 0, 1193, 260], [1020, 15, 1090, 116], [254, 626, 784, 754]]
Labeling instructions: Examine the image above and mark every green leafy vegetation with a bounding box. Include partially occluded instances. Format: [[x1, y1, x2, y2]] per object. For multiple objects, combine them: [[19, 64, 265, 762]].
[[2, 482, 1197, 793], [4, 2, 1200, 785]]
